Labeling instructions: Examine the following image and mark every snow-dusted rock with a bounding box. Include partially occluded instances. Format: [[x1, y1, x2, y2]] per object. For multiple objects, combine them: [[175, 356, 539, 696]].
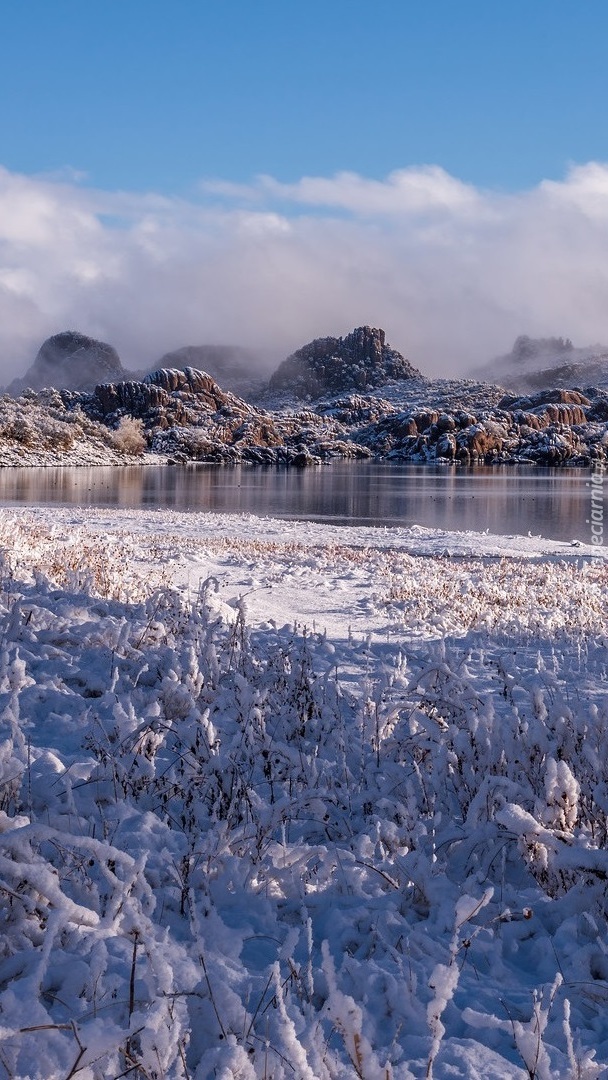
[[269, 325, 421, 397]]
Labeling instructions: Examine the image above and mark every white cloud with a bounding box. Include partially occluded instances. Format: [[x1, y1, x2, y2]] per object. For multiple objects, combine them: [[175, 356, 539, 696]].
[[540, 162, 608, 218], [204, 166, 484, 218], [2, 162, 608, 382]]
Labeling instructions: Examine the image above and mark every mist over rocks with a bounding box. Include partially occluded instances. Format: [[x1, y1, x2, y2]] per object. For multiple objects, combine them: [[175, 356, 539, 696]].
[[509, 334, 574, 366], [1, 325, 608, 468], [268, 326, 421, 398], [7, 331, 125, 395], [474, 334, 608, 393], [4, 331, 270, 401], [145, 344, 269, 396]]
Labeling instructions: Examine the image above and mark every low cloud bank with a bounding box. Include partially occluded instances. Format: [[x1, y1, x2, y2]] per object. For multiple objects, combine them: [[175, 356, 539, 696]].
[[2, 162, 608, 381]]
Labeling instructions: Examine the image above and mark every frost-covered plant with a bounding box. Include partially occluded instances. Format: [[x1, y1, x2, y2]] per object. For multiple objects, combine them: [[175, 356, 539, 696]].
[[463, 974, 562, 1080], [111, 414, 147, 455], [426, 889, 493, 1077]]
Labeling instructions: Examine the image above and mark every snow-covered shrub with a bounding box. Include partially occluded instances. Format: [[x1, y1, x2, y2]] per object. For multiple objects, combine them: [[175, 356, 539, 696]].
[[0, 408, 78, 452], [111, 415, 147, 455], [0, 395, 139, 461], [0, 415, 37, 447]]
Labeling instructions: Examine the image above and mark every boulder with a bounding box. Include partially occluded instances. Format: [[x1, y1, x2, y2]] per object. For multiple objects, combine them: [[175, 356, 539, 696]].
[[436, 413, 457, 434], [461, 421, 506, 460], [527, 430, 580, 465], [436, 432, 456, 459], [412, 410, 439, 433]]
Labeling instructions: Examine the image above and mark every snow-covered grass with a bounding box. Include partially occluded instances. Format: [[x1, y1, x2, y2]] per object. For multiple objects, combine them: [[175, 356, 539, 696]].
[[0, 508, 607, 1078]]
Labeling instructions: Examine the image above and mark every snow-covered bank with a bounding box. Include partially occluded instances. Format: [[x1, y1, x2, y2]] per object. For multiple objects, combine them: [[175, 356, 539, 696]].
[[2, 507, 605, 642], [0, 509, 607, 1078]]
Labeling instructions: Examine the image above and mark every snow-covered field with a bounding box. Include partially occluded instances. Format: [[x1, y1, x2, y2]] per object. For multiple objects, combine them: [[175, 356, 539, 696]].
[[1, 506, 607, 1079]]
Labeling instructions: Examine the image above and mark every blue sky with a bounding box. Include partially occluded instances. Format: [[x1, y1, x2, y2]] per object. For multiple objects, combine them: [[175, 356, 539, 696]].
[[2, 0, 607, 193], [2, 1, 608, 377]]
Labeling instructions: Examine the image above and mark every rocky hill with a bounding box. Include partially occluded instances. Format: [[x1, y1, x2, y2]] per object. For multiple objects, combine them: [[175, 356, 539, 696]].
[[8, 331, 125, 394], [91, 366, 249, 421], [268, 326, 421, 398], [1, 368, 607, 468]]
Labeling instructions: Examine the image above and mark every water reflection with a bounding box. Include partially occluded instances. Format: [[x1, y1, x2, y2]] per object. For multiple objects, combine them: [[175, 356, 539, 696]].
[[0, 463, 590, 543]]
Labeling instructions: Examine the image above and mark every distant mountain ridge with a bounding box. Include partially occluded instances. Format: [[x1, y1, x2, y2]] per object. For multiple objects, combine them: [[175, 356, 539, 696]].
[[473, 334, 608, 392], [11, 328, 608, 401]]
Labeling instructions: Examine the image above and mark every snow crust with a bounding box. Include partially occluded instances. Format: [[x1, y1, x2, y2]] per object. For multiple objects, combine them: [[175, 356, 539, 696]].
[[0, 506, 607, 1077]]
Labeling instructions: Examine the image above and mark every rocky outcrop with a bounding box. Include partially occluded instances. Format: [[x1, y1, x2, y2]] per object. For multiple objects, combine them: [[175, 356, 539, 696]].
[[8, 331, 125, 394], [516, 358, 608, 392], [93, 380, 170, 417], [92, 368, 252, 423], [498, 388, 590, 410], [347, 392, 606, 467], [269, 326, 421, 398], [144, 367, 242, 405], [6, 374, 607, 467], [509, 335, 574, 365], [498, 389, 589, 428]]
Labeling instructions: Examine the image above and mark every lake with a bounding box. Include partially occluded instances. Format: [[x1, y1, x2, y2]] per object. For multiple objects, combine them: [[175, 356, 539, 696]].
[[0, 462, 596, 544]]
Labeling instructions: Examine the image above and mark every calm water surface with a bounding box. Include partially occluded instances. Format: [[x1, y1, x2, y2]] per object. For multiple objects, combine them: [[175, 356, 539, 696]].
[[0, 463, 594, 544]]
